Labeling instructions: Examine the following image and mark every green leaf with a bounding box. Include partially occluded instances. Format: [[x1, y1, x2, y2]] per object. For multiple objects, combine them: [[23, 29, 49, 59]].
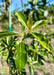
[[27, 18, 33, 31], [29, 66, 34, 75], [37, 1, 43, 5], [44, 10, 48, 17], [38, 50, 48, 57], [33, 0, 37, 5], [28, 0, 33, 3], [32, 20, 49, 30], [15, 12, 27, 28], [14, 42, 27, 71], [0, 31, 18, 38], [21, 24, 25, 33], [31, 32, 52, 52], [33, 63, 39, 67], [49, 43, 53, 53], [49, 55, 54, 63], [50, 4, 54, 11]]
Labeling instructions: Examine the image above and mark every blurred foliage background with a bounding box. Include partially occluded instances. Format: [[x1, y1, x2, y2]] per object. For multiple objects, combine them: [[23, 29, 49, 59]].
[[0, 0, 54, 75], [0, 0, 54, 30]]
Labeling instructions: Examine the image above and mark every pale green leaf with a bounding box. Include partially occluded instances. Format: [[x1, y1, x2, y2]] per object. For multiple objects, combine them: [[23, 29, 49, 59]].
[[15, 12, 27, 28], [32, 20, 49, 30], [44, 10, 48, 17]]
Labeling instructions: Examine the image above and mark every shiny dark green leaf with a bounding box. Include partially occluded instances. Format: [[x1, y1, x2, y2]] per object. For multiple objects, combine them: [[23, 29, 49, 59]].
[[0, 31, 18, 38], [31, 32, 52, 53], [14, 42, 27, 71]]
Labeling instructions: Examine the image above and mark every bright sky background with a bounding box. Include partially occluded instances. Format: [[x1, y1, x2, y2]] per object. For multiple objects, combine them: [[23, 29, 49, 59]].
[[0, 0, 54, 12], [0, 0, 31, 12]]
